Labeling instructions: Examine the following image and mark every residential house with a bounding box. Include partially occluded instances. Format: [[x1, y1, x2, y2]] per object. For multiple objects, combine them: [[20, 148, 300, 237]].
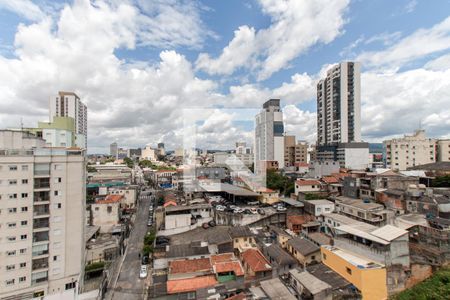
[[166, 258, 217, 297], [333, 223, 410, 268], [333, 196, 393, 226], [268, 225, 292, 248], [91, 195, 122, 233], [303, 199, 335, 217], [109, 186, 137, 208], [306, 263, 360, 299], [295, 179, 322, 195], [263, 244, 298, 276], [287, 215, 314, 234], [241, 248, 272, 280], [259, 278, 296, 300], [286, 237, 321, 267], [289, 268, 332, 300], [321, 245, 387, 300], [229, 226, 256, 255]]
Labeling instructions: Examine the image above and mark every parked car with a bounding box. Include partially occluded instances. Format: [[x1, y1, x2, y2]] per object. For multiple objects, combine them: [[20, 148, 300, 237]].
[[202, 222, 210, 229], [141, 255, 149, 265], [233, 207, 244, 214], [243, 209, 251, 214], [276, 206, 287, 212], [250, 208, 258, 214], [147, 219, 153, 226], [156, 236, 170, 243], [257, 208, 266, 215], [139, 265, 148, 278], [149, 206, 153, 211], [215, 205, 225, 212], [208, 220, 216, 227]]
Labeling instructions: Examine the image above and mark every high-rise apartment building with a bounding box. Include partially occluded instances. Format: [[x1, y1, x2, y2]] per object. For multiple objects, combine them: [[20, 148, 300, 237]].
[[255, 99, 285, 170], [50, 92, 87, 148], [317, 62, 361, 146], [0, 130, 86, 299], [316, 62, 368, 170], [284, 136, 296, 167], [384, 130, 436, 171], [295, 141, 308, 164], [110, 142, 118, 159], [284, 137, 309, 167]]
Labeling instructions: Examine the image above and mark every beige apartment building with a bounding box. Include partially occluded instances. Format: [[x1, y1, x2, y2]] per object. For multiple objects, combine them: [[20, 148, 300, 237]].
[[384, 130, 436, 171], [284, 136, 308, 167], [437, 139, 450, 162], [0, 130, 85, 299]]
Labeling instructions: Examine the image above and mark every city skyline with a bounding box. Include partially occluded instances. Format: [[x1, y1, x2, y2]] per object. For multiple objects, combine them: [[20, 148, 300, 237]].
[[0, 0, 449, 153]]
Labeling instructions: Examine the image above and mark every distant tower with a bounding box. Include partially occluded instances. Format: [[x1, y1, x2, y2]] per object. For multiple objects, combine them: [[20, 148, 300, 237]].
[[255, 99, 285, 168], [50, 91, 88, 148], [110, 142, 118, 159]]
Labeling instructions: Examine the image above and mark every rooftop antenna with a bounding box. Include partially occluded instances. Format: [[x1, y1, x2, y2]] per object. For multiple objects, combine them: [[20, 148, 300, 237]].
[[20, 117, 23, 131]]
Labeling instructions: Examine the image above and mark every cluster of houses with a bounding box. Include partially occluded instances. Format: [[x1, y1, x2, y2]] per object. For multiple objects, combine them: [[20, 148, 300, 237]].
[[146, 161, 449, 300]]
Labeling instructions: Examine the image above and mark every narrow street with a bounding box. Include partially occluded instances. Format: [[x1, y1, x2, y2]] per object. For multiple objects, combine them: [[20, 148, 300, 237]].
[[108, 190, 152, 300]]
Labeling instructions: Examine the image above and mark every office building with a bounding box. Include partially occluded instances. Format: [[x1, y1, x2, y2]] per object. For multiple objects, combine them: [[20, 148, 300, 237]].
[[50, 91, 87, 148], [384, 130, 436, 171], [255, 99, 285, 170], [0, 130, 86, 299], [110, 142, 118, 159]]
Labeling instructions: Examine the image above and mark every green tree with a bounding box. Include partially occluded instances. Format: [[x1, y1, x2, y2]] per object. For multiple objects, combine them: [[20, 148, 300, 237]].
[[432, 175, 450, 187], [123, 157, 134, 168], [304, 193, 323, 200]]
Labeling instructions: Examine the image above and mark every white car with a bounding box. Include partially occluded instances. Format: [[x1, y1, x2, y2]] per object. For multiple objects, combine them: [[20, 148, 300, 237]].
[[215, 205, 225, 212], [249, 208, 258, 214], [139, 265, 148, 279], [229, 205, 237, 210], [233, 207, 244, 213], [276, 206, 287, 212]]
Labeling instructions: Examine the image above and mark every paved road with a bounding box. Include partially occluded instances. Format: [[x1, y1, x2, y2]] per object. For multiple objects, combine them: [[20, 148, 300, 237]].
[[111, 191, 152, 299]]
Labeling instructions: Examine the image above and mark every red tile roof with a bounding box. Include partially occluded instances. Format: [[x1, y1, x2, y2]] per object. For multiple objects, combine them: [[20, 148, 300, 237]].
[[287, 215, 308, 225], [169, 258, 212, 274], [214, 261, 244, 276], [167, 275, 217, 294], [322, 176, 339, 184], [163, 200, 177, 207], [210, 253, 234, 264], [226, 293, 247, 300], [296, 179, 321, 186], [96, 194, 123, 204], [241, 249, 271, 272]]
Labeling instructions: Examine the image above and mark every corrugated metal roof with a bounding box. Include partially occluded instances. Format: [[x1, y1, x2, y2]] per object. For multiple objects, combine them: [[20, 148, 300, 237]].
[[370, 225, 408, 241], [289, 269, 331, 295]]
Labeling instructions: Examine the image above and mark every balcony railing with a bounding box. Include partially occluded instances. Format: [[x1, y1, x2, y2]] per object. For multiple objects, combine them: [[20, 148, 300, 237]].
[[34, 181, 50, 189], [32, 249, 49, 257], [33, 218, 50, 229], [33, 232, 49, 243], [34, 170, 50, 176], [32, 258, 49, 271]]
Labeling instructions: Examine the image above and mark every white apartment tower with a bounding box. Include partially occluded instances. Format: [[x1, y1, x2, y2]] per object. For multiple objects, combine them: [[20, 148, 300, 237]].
[[255, 99, 285, 169], [50, 92, 87, 148], [317, 62, 361, 146], [0, 130, 85, 299]]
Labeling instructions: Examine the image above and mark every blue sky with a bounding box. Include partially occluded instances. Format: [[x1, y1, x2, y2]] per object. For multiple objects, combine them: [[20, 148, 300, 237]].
[[0, 0, 449, 153]]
